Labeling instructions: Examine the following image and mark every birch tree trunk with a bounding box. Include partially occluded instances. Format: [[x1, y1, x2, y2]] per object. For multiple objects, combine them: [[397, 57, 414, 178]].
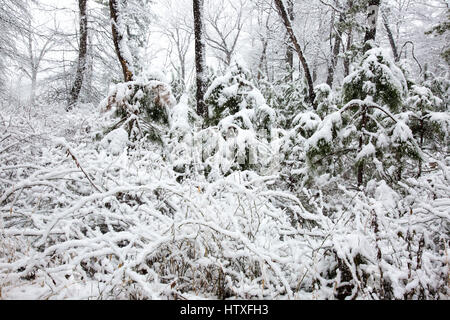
[[363, 0, 381, 49]]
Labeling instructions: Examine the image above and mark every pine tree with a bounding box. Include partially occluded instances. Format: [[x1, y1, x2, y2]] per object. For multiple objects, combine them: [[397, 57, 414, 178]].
[[306, 47, 421, 186], [405, 84, 448, 176], [199, 59, 277, 176]]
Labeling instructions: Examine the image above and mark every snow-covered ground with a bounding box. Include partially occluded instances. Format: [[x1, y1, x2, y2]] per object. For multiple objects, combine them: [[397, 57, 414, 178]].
[[0, 100, 448, 300]]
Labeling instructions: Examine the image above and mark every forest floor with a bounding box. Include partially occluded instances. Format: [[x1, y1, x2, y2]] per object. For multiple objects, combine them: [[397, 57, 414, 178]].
[[0, 101, 448, 300]]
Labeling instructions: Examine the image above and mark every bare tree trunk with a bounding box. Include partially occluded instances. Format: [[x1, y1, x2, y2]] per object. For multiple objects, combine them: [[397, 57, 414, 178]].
[[193, 0, 207, 118], [109, 0, 133, 82], [285, 0, 294, 81], [30, 69, 37, 106], [382, 13, 399, 62], [274, 0, 316, 107], [417, 117, 424, 177], [28, 34, 36, 106], [20, 20, 54, 107], [68, 0, 88, 108], [357, 105, 368, 186], [181, 60, 186, 84], [326, 12, 344, 87], [363, 0, 381, 49], [343, 28, 352, 77], [25, 29, 37, 106], [257, 38, 268, 81], [312, 61, 318, 83], [343, 0, 354, 77]]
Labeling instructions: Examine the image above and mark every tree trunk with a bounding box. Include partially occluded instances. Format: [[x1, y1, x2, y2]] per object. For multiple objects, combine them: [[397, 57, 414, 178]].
[[285, 0, 294, 81], [274, 0, 316, 107], [382, 13, 399, 62], [193, 0, 207, 118], [363, 0, 381, 49], [30, 69, 37, 106], [26, 31, 36, 106], [68, 0, 88, 108], [417, 117, 425, 177], [343, 28, 352, 77], [357, 105, 368, 186], [326, 12, 344, 87], [257, 38, 268, 81], [109, 0, 133, 82], [343, 0, 354, 77], [181, 62, 186, 87]]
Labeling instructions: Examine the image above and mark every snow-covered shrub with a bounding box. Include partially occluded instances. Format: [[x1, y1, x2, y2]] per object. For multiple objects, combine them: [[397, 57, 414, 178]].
[[307, 177, 449, 300], [314, 83, 338, 119], [305, 47, 421, 185], [0, 100, 448, 300], [198, 59, 279, 177], [204, 59, 275, 133], [304, 111, 344, 182], [166, 94, 200, 182], [306, 48, 421, 185], [406, 85, 448, 150], [277, 111, 322, 188], [0, 108, 325, 299], [423, 69, 449, 112], [306, 102, 422, 185], [292, 111, 322, 140], [343, 47, 408, 113], [99, 76, 176, 143], [168, 72, 185, 102], [260, 77, 309, 129]]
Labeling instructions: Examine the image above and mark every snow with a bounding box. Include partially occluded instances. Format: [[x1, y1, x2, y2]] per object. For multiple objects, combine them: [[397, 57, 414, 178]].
[[248, 88, 266, 107], [222, 83, 239, 97], [0, 101, 448, 300], [292, 111, 321, 132], [392, 121, 414, 143], [170, 94, 191, 131], [305, 111, 342, 149], [204, 73, 230, 101], [0, 20, 448, 300], [101, 128, 129, 155], [343, 47, 408, 110], [356, 142, 376, 161], [428, 111, 450, 122], [374, 180, 399, 212]]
